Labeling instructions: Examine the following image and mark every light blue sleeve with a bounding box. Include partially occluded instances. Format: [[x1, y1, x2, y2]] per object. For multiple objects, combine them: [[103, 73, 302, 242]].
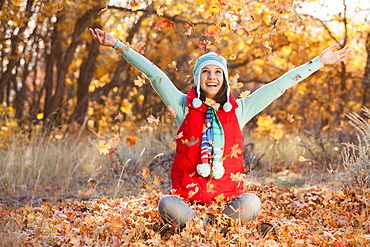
[[113, 40, 187, 126], [235, 56, 324, 129]]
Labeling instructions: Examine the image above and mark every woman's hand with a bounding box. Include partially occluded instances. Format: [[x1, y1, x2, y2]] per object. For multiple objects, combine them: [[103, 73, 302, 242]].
[[319, 44, 352, 65], [89, 28, 117, 47]]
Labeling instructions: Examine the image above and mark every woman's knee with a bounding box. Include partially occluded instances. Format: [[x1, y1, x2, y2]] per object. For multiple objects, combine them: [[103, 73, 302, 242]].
[[223, 193, 261, 221]]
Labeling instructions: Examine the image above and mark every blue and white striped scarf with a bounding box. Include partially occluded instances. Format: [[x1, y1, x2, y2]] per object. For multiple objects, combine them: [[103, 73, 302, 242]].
[[197, 98, 225, 179]]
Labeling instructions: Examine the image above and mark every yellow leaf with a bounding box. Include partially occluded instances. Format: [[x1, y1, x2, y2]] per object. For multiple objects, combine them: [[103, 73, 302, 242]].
[[272, 129, 284, 140], [36, 113, 44, 120], [96, 141, 111, 155], [156, 5, 164, 16], [229, 54, 237, 60], [188, 186, 199, 198], [239, 90, 251, 98]]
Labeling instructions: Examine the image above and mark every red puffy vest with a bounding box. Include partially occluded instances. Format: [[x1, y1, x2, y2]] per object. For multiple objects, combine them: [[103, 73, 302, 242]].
[[170, 88, 245, 203]]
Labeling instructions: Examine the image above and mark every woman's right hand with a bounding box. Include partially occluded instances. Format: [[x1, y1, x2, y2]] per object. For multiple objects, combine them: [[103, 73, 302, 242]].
[[89, 28, 117, 47]]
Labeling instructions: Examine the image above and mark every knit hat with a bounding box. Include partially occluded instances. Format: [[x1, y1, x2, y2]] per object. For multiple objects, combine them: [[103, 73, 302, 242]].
[[192, 52, 232, 112]]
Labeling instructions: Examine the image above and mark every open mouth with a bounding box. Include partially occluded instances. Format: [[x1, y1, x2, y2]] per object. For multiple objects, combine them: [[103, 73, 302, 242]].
[[206, 82, 218, 87]]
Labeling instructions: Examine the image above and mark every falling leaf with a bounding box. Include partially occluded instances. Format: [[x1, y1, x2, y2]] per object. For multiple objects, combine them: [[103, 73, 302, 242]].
[[272, 129, 284, 140], [170, 142, 176, 150], [175, 132, 183, 139], [147, 115, 160, 125], [156, 18, 175, 31], [134, 76, 145, 87], [98, 6, 108, 15], [108, 148, 118, 157], [96, 140, 111, 155], [115, 111, 123, 120], [230, 73, 240, 85], [126, 135, 137, 147], [228, 54, 237, 60], [239, 90, 251, 98], [185, 22, 196, 36], [217, 0, 227, 6], [130, 0, 141, 11], [55, 0, 63, 11], [299, 156, 306, 162], [188, 186, 199, 198], [167, 105, 176, 117], [108, 133, 120, 148], [186, 183, 197, 188], [198, 40, 211, 50], [168, 61, 178, 70], [294, 74, 302, 81], [142, 166, 150, 180], [132, 42, 146, 54], [287, 113, 294, 123], [156, 5, 164, 16], [182, 136, 199, 146], [230, 144, 242, 158]]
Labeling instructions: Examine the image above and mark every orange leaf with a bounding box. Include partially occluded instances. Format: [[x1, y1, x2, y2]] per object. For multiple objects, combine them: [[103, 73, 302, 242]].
[[108, 133, 120, 148], [230, 144, 242, 158], [55, 0, 63, 11], [142, 166, 150, 180], [287, 113, 294, 123], [126, 135, 137, 147]]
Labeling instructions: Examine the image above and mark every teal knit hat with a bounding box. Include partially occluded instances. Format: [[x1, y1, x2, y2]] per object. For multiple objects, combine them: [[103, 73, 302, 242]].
[[192, 52, 232, 112]]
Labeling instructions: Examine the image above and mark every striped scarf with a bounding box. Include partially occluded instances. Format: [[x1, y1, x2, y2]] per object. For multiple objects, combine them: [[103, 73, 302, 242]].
[[197, 98, 225, 179]]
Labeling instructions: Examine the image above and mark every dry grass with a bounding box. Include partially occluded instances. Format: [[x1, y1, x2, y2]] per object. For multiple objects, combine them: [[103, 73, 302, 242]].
[[0, 115, 358, 209]]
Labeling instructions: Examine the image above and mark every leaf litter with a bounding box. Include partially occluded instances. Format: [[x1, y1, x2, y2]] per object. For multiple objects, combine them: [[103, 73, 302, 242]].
[[1, 181, 369, 246]]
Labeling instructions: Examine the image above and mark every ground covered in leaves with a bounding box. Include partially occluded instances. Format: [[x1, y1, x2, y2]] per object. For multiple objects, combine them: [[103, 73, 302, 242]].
[[1, 183, 369, 246]]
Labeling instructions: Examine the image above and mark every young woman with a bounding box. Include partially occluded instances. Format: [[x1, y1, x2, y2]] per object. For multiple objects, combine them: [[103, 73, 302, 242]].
[[89, 28, 352, 229]]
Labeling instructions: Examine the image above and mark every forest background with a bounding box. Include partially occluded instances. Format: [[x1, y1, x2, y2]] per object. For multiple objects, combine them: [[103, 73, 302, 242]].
[[1, 0, 370, 246]]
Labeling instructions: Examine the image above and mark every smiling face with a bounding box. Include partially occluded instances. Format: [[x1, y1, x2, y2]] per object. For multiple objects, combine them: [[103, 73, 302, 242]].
[[199, 65, 224, 99]]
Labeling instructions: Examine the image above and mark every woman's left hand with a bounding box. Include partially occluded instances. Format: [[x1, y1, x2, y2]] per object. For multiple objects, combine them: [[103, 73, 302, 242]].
[[319, 44, 352, 65]]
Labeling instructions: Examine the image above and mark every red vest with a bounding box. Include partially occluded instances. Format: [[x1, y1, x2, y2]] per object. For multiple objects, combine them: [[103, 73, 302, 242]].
[[170, 88, 245, 203]]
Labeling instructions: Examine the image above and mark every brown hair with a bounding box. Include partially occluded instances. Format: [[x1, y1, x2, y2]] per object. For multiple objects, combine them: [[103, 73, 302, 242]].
[[199, 74, 228, 105]]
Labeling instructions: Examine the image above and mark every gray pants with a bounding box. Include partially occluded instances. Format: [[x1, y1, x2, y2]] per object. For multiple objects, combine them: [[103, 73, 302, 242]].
[[158, 193, 261, 229]]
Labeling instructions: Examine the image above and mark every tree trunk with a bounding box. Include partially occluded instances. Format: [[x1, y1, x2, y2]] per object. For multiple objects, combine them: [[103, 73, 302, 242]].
[[363, 31, 370, 107]]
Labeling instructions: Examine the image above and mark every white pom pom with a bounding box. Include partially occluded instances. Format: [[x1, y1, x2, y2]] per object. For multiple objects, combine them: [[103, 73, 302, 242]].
[[192, 98, 202, 108], [212, 161, 225, 179], [223, 102, 232, 112], [197, 163, 211, 177]]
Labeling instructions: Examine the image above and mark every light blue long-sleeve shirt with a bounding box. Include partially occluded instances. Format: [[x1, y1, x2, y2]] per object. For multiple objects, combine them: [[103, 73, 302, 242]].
[[113, 40, 324, 130]]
